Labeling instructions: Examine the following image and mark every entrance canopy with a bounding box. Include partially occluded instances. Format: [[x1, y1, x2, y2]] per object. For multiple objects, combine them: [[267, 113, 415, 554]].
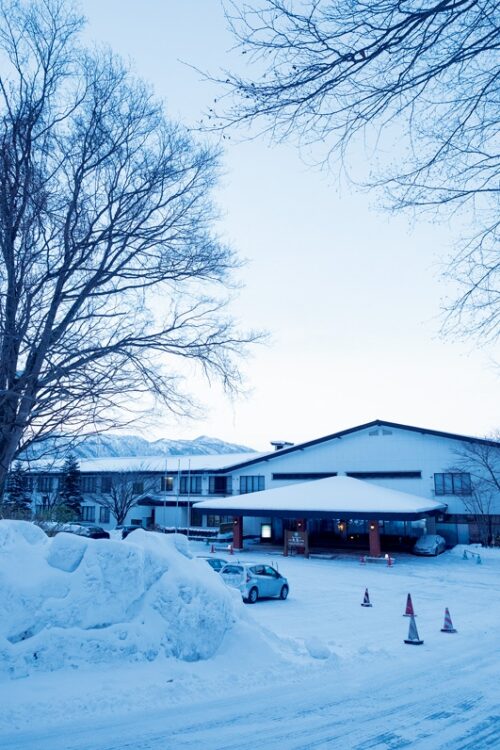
[[193, 475, 447, 520]]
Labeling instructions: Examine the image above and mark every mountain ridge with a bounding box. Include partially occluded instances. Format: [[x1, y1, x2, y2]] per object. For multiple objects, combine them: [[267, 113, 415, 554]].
[[22, 434, 256, 460]]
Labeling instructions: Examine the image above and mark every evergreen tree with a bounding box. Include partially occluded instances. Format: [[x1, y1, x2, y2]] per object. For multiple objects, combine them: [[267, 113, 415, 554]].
[[4, 462, 32, 518], [60, 454, 83, 519]]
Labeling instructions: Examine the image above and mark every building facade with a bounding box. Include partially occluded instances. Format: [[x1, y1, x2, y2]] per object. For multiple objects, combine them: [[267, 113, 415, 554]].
[[23, 420, 500, 547]]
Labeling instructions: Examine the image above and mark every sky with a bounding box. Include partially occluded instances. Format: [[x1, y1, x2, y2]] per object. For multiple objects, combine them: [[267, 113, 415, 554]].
[[80, 0, 500, 451]]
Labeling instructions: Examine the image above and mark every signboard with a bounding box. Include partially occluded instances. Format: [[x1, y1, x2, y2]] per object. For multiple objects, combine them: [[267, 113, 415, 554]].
[[284, 529, 309, 558]]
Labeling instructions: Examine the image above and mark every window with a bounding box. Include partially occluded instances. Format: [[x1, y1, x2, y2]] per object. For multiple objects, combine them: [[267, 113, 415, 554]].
[[81, 475, 97, 494], [81, 505, 96, 522], [209, 476, 232, 495], [240, 476, 265, 494], [206, 514, 233, 527], [191, 509, 203, 527], [273, 472, 336, 481], [99, 507, 110, 524], [347, 471, 421, 479], [180, 476, 202, 495], [38, 475, 53, 492], [161, 475, 174, 492], [263, 565, 280, 578], [434, 473, 472, 496], [101, 476, 112, 494], [132, 481, 144, 495], [221, 565, 242, 575]]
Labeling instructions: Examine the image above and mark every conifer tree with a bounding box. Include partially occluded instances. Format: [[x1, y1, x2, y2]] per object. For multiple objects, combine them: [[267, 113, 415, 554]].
[[60, 454, 83, 520], [4, 462, 32, 518]]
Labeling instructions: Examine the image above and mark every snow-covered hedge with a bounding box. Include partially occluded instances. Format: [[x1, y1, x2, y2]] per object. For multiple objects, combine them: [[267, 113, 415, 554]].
[[0, 521, 240, 677]]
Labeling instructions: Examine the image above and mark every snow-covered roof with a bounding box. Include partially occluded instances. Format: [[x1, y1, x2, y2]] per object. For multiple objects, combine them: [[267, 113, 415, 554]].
[[23, 452, 265, 474], [193, 475, 447, 519]]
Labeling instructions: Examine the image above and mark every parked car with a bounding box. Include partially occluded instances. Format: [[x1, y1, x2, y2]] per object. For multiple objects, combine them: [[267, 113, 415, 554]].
[[197, 556, 228, 572], [115, 524, 141, 539], [413, 534, 446, 556], [220, 562, 289, 603], [39, 522, 110, 539], [69, 524, 110, 539]]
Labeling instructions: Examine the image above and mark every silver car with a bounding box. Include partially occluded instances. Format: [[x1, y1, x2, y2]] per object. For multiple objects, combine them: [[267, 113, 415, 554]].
[[413, 534, 446, 556], [220, 562, 289, 603]]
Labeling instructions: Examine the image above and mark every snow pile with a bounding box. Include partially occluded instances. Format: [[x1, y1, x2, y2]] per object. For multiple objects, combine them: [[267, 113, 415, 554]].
[[450, 543, 500, 561], [304, 636, 332, 660], [0, 521, 242, 677]]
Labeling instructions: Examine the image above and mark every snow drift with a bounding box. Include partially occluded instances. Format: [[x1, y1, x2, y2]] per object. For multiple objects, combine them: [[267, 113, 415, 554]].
[[0, 521, 241, 677]]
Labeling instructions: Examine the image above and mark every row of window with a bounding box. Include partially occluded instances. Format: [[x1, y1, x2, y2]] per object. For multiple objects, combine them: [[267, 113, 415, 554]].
[[273, 470, 472, 496], [35, 503, 110, 524], [28, 471, 475, 498], [31, 474, 265, 495]]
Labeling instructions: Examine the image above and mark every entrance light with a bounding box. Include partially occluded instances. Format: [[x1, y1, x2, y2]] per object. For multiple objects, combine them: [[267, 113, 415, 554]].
[[261, 523, 272, 540]]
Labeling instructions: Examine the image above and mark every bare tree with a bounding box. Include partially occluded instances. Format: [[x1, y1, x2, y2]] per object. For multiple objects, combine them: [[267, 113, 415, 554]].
[[453, 438, 500, 545], [0, 0, 258, 493], [96, 470, 156, 527], [217, 0, 500, 338], [32, 482, 71, 524]]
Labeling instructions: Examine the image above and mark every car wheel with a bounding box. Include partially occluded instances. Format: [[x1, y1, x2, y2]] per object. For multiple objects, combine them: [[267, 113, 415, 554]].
[[246, 587, 258, 604], [279, 584, 289, 600]]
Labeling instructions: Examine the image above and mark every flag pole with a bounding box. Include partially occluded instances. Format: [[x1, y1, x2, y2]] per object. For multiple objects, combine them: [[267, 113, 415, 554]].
[[175, 459, 180, 532]]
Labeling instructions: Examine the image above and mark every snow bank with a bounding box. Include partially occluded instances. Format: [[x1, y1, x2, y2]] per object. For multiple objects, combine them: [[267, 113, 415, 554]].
[[0, 521, 242, 677], [449, 543, 500, 561]]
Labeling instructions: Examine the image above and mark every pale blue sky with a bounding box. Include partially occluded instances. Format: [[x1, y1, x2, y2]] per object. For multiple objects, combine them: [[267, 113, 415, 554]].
[[81, 0, 499, 449]]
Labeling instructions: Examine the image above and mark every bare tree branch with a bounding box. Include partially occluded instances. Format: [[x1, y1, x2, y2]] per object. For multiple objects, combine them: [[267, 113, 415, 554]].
[[216, 0, 500, 339], [0, 0, 261, 491], [96, 468, 157, 527], [452, 436, 500, 544]]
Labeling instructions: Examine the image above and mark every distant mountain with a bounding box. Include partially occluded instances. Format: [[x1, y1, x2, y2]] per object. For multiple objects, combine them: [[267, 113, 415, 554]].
[[22, 434, 255, 460]]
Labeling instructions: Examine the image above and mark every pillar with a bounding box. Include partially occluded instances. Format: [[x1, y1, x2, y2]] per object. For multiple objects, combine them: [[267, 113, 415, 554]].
[[426, 516, 437, 534], [233, 515, 243, 550], [368, 519, 382, 557]]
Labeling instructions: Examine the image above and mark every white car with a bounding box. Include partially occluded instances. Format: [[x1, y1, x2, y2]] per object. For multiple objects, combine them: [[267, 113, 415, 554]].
[[220, 562, 289, 603], [413, 534, 446, 556]]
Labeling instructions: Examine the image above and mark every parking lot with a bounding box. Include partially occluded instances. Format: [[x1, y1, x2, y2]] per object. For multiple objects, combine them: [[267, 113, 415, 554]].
[[2, 540, 500, 750]]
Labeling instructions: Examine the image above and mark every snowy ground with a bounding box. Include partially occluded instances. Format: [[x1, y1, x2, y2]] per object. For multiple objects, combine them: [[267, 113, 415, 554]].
[[1, 530, 500, 750]]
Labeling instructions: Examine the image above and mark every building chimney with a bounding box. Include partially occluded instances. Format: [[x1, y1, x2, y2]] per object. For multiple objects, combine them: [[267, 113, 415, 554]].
[[270, 440, 294, 451]]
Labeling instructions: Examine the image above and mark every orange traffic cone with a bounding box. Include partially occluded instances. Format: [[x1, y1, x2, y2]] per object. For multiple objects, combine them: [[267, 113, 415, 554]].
[[228, 543, 234, 555], [404, 614, 424, 645], [386, 555, 394, 567], [361, 588, 372, 607], [210, 543, 215, 553], [441, 608, 457, 633], [404, 593, 416, 617]]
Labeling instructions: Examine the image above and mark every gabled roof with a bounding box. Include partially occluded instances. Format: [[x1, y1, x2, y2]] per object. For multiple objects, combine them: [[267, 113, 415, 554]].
[[214, 419, 500, 473], [194, 475, 447, 520]]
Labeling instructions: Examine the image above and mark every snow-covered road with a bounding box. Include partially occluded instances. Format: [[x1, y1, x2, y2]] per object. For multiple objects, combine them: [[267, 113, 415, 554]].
[[2, 543, 500, 749], [4, 646, 498, 750]]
